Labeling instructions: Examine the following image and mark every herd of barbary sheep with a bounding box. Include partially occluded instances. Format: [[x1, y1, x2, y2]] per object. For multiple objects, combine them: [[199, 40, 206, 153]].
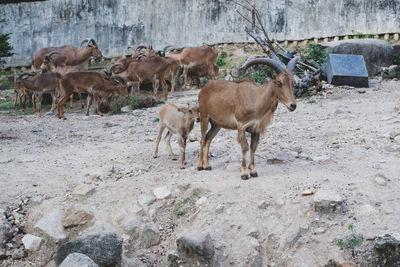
[[12, 38, 300, 179]]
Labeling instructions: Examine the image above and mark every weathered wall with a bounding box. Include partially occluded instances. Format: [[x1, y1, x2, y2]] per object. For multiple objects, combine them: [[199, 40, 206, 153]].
[[1, 0, 399, 66]]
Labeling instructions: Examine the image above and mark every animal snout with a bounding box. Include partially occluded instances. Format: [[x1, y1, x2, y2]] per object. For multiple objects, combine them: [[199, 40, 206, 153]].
[[196, 118, 200, 123], [289, 103, 296, 111]]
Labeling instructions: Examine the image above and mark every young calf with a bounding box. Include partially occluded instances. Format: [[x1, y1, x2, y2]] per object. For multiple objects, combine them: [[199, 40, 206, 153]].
[[153, 103, 200, 169]]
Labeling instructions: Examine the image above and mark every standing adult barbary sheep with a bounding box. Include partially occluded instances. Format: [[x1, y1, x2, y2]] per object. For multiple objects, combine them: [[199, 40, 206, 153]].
[[197, 57, 299, 179], [153, 103, 200, 169]]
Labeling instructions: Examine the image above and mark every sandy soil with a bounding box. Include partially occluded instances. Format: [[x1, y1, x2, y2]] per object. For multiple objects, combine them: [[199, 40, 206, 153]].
[[0, 79, 399, 266]]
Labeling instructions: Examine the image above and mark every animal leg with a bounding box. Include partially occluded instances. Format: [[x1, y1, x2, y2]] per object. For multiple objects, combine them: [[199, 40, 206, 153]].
[[170, 73, 176, 95], [133, 81, 140, 95], [13, 91, 18, 110], [50, 92, 56, 112], [78, 93, 84, 108], [237, 127, 249, 180], [248, 132, 260, 177], [34, 93, 42, 115], [178, 135, 187, 169], [203, 121, 221, 170], [153, 124, 166, 158], [93, 92, 102, 116], [182, 65, 189, 88], [57, 91, 72, 120], [69, 94, 74, 109], [86, 94, 93, 116], [165, 131, 176, 160], [152, 79, 159, 100], [197, 115, 209, 170], [160, 78, 168, 100], [21, 92, 27, 112]]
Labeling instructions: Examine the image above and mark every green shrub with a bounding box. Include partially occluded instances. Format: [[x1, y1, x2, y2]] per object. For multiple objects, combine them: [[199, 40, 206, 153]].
[[300, 43, 330, 66], [0, 19, 14, 66], [216, 57, 226, 67], [235, 66, 272, 83]]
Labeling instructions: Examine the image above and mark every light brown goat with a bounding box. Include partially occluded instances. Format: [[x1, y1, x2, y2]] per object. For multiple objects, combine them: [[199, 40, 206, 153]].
[[197, 57, 299, 179], [187, 64, 219, 88], [14, 72, 61, 115], [32, 38, 102, 71], [165, 46, 218, 88], [154, 103, 200, 169]]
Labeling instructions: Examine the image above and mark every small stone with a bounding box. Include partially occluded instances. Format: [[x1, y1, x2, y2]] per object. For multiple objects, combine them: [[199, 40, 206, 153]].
[[22, 234, 44, 251], [357, 90, 366, 94], [138, 194, 156, 206], [59, 253, 99, 267], [374, 175, 387, 186], [314, 228, 326, 234], [139, 224, 160, 247], [286, 230, 301, 247], [383, 206, 394, 215], [153, 186, 171, 199], [122, 220, 138, 237], [300, 223, 310, 233], [196, 196, 208, 206], [121, 105, 132, 112], [215, 205, 224, 214], [62, 208, 94, 228], [72, 185, 95, 197], [274, 199, 286, 208], [313, 190, 343, 215], [247, 228, 260, 239], [302, 189, 317, 196], [257, 200, 270, 209], [0, 219, 12, 249], [30, 196, 44, 205]]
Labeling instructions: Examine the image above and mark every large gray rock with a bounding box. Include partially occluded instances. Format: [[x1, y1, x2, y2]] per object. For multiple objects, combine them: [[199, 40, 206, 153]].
[[34, 211, 67, 243], [170, 232, 216, 266], [370, 233, 400, 266], [55, 231, 122, 267], [59, 253, 99, 267], [320, 39, 393, 76], [0, 219, 12, 249]]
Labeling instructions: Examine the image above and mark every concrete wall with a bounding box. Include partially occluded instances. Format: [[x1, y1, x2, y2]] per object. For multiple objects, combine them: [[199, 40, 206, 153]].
[[1, 0, 399, 66]]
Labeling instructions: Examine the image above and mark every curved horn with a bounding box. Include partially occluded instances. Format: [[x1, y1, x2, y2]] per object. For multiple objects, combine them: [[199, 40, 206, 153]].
[[88, 38, 96, 45], [112, 75, 126, 85], [137, 54, 147, 60], [135, 45, 147, 51], [18, 72, 36, 78], [241, 58, 285, 74], [286, 56, 300, 72], [163, 45, 173, 52], [80, 38, 90, 47], [127, 46, 134, 51], [45, 51, 61, 59], [109, 63, 124, 73]]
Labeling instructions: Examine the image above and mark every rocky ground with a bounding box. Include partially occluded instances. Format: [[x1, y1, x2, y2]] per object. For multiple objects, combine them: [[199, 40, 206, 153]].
[[0, 78, 400, 266]]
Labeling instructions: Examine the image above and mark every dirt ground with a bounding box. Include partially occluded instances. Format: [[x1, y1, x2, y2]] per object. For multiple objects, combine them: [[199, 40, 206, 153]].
[[0, 78, 400, 266]]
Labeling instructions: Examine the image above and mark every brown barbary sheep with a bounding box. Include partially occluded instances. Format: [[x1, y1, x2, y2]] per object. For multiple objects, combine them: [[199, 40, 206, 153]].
[[197, 57, 299, 179], [154, 103, 200, 169]]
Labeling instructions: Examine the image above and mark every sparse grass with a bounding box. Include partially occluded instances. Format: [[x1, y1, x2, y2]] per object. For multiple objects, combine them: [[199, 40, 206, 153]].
[[153, 117, 159, 123], [129, 95, 143, 109], [174, 188, 203, 217], [236, 66, 272, 83], [337, 224, 363, 254]]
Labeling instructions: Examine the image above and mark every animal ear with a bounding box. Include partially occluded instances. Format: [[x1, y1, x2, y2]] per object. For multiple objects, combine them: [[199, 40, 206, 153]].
[[177, 107, 187, 113]]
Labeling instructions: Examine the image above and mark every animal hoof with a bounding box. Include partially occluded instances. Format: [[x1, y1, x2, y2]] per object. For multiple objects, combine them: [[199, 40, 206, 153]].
[[250, 172, 258, 178], [153, 155, 158, 158], [172, 158, 177, 161], [180, 166, 185, 169], [197, 167, 204, 171], [205, 167, 212, 171], [241, 175, 249, 180]]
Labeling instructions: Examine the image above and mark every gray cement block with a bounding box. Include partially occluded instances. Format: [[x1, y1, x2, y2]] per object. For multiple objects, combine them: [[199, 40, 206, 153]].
[[323, 54, 369, 88]]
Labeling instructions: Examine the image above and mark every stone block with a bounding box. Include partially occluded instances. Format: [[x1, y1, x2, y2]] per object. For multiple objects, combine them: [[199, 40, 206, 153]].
[[323, 54, 368, 87]]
